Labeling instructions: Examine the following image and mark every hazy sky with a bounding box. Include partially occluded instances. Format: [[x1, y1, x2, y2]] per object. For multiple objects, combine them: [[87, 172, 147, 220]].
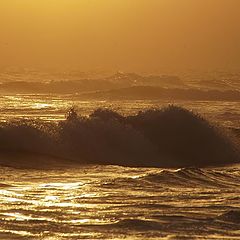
[[0, 0, 240, 72]]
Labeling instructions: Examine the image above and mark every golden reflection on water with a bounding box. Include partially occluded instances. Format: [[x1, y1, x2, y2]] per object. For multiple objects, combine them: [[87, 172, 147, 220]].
[[0, 94, 240, 128], [0, 165, 239, 239], [0, 93, 239, 239], [0, 178, 108, 231], [32, 103, 52, 109]]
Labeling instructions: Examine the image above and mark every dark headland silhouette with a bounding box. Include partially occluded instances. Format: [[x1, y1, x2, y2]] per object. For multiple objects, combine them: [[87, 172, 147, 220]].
[[0, 106, 239, 169]]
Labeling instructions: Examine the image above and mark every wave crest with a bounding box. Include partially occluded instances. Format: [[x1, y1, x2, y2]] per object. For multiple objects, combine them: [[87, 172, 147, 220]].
[[140, 167, 240, 188], [0, 106, 239, 168]]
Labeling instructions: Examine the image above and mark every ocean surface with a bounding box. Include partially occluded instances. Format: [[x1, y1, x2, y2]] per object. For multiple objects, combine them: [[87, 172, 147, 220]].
[[0, 94, 239, 239]]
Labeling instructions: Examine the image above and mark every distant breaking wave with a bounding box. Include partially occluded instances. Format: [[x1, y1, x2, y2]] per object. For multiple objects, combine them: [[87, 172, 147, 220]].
[[1, 72, 240, 101], [78, 86, 240, 101], [0, 73, 183, 94], [0, 106, 239, 168]]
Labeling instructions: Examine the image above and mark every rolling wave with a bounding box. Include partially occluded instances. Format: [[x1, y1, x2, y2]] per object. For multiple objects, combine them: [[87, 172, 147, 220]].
[[84, 210, 240, 232], [100, 167, 240, 189], [0, 106, 239, 168], [140, 167, 240, 188], [78, 86, 240, 101]]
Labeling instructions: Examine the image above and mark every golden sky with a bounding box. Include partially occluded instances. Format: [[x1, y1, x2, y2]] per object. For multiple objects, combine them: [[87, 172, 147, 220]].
[[0, 0, 240, 72]]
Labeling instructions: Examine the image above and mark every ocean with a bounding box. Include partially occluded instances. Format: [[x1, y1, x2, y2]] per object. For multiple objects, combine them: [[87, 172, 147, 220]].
[[0, 94, 239, 239]]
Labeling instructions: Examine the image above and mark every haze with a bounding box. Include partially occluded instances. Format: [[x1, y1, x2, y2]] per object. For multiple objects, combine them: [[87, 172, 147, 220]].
[[0, 0, 240, 72]]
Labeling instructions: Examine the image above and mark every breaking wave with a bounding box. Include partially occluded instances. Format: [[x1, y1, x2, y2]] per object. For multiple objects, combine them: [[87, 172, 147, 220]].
[[0, 106, 239, 168]]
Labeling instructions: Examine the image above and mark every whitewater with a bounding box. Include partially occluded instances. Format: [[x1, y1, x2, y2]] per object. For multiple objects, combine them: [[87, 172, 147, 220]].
[[0, 94, 239, 239]]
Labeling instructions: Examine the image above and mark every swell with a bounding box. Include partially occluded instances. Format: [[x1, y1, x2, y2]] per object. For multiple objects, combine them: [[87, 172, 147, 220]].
[[140, 167, 240, 188], [78, 86, 240, 101], [84, 211, 240, 232], [99, 167, 240, 189], [0, 106, 239, 168]]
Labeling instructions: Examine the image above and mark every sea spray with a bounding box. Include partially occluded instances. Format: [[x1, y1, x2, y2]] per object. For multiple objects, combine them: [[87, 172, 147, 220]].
[[0, 106, 239, 168]]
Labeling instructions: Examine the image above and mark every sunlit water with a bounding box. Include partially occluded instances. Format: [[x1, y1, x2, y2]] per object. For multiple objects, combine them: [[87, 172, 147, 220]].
[[0, 94, 240, 128], [0, 94, 239, 239]]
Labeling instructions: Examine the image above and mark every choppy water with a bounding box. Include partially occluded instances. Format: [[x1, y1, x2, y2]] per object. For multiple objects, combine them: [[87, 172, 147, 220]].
[[0, 165, 240, 239], [0, 94, 239, 239]]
